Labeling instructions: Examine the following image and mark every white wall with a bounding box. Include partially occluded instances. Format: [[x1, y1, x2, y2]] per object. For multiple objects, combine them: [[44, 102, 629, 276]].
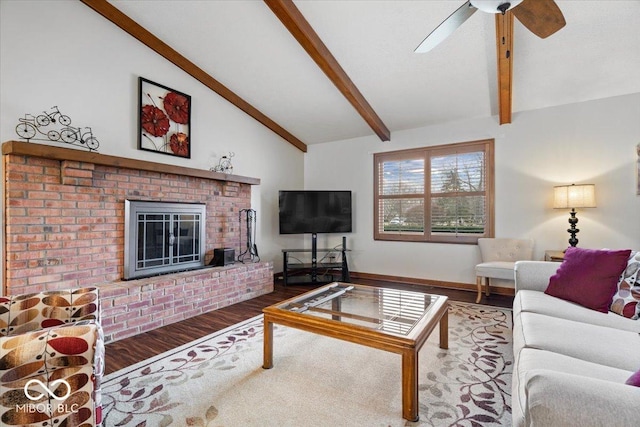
[[305, 93, 640, 286], [0, 0, 305, 283]]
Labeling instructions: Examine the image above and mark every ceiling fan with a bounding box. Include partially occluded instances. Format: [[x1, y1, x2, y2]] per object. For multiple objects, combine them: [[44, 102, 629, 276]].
[[415, 0, 566, 53], [415, 0, 566, 124]]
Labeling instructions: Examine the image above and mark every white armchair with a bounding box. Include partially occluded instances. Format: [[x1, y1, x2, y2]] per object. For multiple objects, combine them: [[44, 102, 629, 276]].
[[475, 238, 534, 303]]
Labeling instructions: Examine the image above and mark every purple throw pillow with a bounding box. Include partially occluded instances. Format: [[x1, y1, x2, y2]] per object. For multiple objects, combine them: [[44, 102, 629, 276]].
[[626, 370, 640, 387], [545, 247, 632, 313]]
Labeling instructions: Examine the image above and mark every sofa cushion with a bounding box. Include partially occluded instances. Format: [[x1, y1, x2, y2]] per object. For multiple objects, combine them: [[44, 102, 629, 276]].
[[523, 370, 640, 427], [610, 251, 640, 319], [512, 347, 633, 427], [513, 311, 640, 371], [514, 290, 640, 333], [545, 247, 631, 313]]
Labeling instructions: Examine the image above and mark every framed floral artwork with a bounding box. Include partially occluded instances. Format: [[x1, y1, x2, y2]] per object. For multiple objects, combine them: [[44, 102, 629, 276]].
[[138, 77, 191, 158]]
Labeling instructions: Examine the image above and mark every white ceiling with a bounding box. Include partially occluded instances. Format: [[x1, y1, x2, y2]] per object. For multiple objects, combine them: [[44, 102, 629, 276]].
[[109, 0, 640, 146]]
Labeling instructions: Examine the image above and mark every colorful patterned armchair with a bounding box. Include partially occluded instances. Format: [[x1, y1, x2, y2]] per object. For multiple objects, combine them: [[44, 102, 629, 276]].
[[0, 287, 103, 426]]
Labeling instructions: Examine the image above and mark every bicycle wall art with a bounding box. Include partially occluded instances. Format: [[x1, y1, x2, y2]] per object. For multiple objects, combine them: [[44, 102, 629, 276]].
[[14, 106, 100, 152], [138, 77, 191, 159]]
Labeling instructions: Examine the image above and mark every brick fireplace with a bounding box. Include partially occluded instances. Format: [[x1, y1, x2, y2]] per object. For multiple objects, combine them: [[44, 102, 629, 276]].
[[2, 141, 273, 341]]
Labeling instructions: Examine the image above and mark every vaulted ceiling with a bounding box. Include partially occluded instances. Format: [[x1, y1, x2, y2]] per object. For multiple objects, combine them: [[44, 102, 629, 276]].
[[92, 1, 640, 151]]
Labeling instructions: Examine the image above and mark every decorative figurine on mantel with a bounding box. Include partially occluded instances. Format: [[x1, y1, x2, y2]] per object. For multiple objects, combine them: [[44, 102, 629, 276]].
[[14, 106, 100, 152], [210, 152, 235, 174]]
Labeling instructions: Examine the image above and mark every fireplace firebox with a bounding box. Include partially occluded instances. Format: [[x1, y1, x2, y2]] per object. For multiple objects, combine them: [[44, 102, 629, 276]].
[[124, 200, 206, 279]]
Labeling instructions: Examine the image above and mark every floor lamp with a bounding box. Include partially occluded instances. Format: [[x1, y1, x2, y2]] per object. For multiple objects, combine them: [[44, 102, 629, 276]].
[[553, 184, 596, 247]]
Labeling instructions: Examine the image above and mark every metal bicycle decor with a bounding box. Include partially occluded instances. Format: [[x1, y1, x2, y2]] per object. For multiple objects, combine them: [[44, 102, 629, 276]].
[[210, 152, 235, 174], [14, 106, 100, 152]]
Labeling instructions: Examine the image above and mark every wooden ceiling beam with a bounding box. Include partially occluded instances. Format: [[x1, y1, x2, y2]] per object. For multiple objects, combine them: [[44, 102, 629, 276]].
[[264, 0, 391, 141], [80, 0, 307, 152], [495, 11, 514, 125]]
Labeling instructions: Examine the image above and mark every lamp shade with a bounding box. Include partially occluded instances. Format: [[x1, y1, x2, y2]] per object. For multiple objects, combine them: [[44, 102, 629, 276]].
[[553, 184, 596, 209], [470, 0, 524, 14]]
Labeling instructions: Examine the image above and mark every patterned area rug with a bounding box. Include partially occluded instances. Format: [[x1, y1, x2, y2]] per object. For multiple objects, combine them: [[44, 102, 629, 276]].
[[102, 301, 512, 427]]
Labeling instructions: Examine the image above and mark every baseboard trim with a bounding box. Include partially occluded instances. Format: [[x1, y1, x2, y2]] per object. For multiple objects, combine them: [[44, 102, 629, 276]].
[[348, 271, 516, 297]]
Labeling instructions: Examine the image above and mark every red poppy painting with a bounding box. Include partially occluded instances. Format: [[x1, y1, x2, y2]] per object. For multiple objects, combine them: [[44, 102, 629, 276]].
[[141, 105, 170, 137], [170, 132, 189, 157], [138, 77, 191, 158], [163, 92, 190, 124]]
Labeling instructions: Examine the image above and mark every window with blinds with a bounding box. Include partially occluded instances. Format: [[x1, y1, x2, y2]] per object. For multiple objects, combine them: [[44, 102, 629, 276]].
[[373, 139, 494, 244]]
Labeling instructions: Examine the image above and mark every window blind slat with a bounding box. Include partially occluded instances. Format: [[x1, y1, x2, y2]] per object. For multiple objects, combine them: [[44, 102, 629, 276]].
[[381, 159, 425, 195], [430, 150, 486, 235], [431, 152, 485, 194]]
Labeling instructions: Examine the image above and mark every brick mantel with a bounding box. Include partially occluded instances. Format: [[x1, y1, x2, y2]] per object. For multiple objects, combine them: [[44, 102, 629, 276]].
[[2, 140, 260, 185], [2, 140, 273, 341]]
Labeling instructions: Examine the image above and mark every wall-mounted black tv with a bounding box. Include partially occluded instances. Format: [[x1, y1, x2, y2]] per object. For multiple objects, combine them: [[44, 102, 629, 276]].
[[279, 190, 352, 234]]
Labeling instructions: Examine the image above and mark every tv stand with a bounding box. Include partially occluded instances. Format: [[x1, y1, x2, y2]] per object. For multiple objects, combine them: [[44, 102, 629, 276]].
[[282, 234, 350, 286]]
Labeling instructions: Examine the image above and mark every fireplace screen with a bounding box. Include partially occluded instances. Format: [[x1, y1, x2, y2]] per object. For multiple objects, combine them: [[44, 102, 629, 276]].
[[124, 201, 206, 279]]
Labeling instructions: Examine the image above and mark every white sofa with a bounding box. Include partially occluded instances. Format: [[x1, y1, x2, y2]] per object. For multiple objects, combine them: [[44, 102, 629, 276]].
[[512, 260, 640, 427]]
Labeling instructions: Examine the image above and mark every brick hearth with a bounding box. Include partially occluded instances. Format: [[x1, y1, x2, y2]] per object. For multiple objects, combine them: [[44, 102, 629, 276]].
[[98, 262, 272, 342], [2, 141, 273, 342]]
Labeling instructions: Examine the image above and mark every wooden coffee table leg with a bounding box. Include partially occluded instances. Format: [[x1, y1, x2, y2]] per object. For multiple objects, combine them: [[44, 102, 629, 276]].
[[439, 307, 449, 349], [401, 348, 419, 422], [262, 315, 274, 369]]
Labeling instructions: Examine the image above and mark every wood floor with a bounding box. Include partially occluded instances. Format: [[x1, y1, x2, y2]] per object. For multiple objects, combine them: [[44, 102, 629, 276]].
[[104, 279, 513, 375]]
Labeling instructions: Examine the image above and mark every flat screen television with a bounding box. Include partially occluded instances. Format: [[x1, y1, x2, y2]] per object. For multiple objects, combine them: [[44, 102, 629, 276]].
[[279, 190, 352, 234]]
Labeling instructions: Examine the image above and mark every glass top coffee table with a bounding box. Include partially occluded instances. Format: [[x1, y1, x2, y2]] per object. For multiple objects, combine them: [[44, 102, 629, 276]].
[[262, 282, 449, 422]]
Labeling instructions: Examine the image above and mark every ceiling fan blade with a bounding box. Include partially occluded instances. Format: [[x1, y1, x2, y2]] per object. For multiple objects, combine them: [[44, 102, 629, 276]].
[[415, 1, 477, 53], [512, 0, 566, 38]]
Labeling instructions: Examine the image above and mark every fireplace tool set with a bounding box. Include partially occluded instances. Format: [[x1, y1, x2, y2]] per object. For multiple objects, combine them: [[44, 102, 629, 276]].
[[238, 208, 259, 263]]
